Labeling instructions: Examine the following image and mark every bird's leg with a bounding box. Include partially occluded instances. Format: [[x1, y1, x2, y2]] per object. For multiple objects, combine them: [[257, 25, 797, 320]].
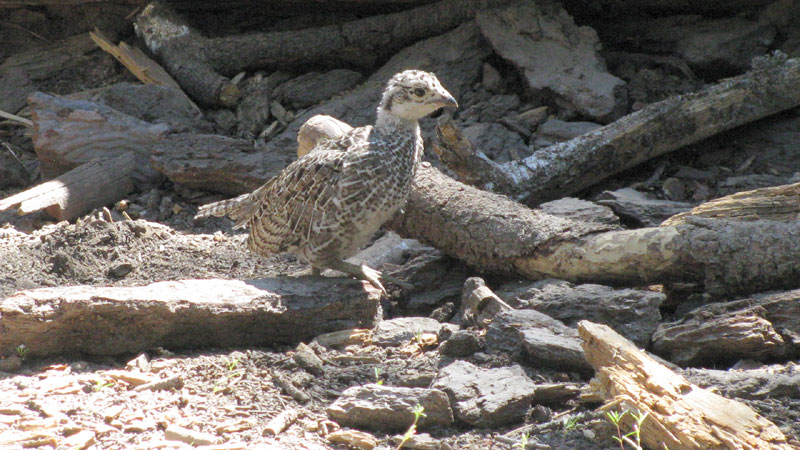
[[327, 260, 413, 293]]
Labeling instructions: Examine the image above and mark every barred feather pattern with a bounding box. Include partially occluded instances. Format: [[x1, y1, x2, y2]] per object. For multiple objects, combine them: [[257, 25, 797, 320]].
[[195, 70, 454, 271]]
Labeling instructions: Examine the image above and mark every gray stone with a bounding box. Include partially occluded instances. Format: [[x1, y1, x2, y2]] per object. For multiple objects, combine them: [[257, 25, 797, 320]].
[[462, 122, 529, 163], [67, 82, 213, 133], [293, 342, 324, 376], [348, 232, 430, 271], [481, 62, 504, 93], [495, 279, 663, 346], [373, 317, 443, 347], [273, 69, 363, 109], [439, 330, 484, 357], [327, 384, 453, 431], [595, 187, 692, 227], [683, 364, 800, 400], [486, 309, 589, 373], [533, 119, 602, 148], [431, 360, 536, 427], [477, 3, 627, 122], [459, 94, 521, 124], [538, 198, 620, 227], [389, 432, 441, 450]]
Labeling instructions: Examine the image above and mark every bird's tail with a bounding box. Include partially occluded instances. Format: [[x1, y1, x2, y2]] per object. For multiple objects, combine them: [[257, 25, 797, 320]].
[[194, 192, 253, 228]]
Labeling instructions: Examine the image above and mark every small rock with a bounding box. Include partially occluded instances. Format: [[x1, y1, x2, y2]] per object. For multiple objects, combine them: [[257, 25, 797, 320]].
[[372, 317, 443, 347], [293, 342, 324, 376], [462, 122, 529, 163], [164, 424, 220, 445], [0, 355, 22, 372], [481, 62, 504, 93], [517, 106, 549, 130], [273, 69, 363, 110], [432, 360, 537, 427], [539, 198, 620, 227], [439, 330, 484, 357], [108, 263, 134, 279], [207, 108, 237, 133], [328, 429, 378, 450], [126, 353, 150, 372], [486, 309, 590, 373], [460, 94, 521, 123], [327, 384, 453, 431], [595, 187, 692, 227], [389, 432, 441, 450], [533, 119, 602, 148]]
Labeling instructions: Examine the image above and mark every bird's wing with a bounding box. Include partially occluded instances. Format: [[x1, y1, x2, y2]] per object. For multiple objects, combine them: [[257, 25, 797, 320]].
[[245, 127, 372, 254]]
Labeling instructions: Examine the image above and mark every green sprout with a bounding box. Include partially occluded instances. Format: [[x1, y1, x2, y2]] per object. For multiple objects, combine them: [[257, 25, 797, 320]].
[[374, 367, 384, 385], [396, 404, 426, 450], [606, 409, 650, 450], [15, 345, 28, 360], [512, 432, 530, 449]]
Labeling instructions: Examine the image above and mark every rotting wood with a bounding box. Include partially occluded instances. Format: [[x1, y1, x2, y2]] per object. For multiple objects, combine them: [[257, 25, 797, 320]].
[[89, 28, 198, 112], [662, 181, 800, 226], [0, 152, 135, 221], [262, 409, 300, 436], [459, 58, 800, 205], [651, 288, 800, 366], [0, 277, 381, 357], [578, 320, 792, 450], [133, 0, 507, 106]]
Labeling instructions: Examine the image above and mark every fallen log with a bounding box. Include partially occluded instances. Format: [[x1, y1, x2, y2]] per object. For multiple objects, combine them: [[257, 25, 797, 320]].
[[0, 152, 135, 221], [133, 0, 506, 106], [0, 277, 381, 357], [578, 320, 792, 450], [662, 181, 800, 226], [471, 57, 800, 205], [300, 115, 800, 297]]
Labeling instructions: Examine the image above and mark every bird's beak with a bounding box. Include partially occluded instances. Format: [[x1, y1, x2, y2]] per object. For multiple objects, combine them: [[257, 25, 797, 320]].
[[431, 94, 458, 109]]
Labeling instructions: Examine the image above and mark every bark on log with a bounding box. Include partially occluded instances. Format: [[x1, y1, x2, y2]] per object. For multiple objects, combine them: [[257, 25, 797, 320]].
[[652, 289, 800, 366], [662, 181, 800, 226], [29, 91, 168, 185], [0, 277, 381, 357], [489, 58, 800, 205], [133, 0, 506, 106], [578, 320, 792, 450], [0, 152, 135, 221]]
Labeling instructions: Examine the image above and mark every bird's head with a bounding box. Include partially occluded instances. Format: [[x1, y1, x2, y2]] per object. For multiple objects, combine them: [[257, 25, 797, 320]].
[[378, 70, 458, 122]]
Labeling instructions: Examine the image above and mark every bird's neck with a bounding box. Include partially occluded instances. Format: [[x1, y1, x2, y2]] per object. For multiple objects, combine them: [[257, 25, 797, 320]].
[[374, 107, 419, 134], [373, 107, 423, 164]]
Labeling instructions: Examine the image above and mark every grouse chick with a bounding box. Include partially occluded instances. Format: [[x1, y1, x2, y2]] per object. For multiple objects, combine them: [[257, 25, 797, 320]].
[[195, 70, 457, 292]]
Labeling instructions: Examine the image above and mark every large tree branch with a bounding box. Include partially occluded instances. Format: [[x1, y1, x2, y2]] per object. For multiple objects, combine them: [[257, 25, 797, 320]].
[[476, 58, 800, 205]]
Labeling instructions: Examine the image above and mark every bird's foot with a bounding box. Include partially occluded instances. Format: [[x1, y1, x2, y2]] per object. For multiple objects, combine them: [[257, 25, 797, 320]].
[[358, 264, 387, 294]]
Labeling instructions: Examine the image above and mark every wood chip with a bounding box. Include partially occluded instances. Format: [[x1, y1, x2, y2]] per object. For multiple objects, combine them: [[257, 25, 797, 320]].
[[327, 429, 378, 450], [164, 424, 220, 446], [262, 409, 299, 436]]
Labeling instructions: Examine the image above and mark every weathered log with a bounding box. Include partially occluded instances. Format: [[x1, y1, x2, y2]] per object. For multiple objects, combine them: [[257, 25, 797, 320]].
[[652, 289, 800, 366], [133, 0, 506, 106], [150, 133, 292, 196], [487, 58, 800, 205], [29, 91, 168, 185], [0, 152, 135, 221], [662, 181, 800, 226], [579, 320, 792, 450], [0, 277, 381, 357]]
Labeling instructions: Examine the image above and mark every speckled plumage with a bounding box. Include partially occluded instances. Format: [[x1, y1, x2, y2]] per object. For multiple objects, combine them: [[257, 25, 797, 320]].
[[195, 70, 457, 290]]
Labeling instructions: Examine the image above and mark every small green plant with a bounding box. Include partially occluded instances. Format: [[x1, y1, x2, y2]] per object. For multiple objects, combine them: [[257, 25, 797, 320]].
[[413, 329, 424, 345], [92, 380, 115, 392], [374, 367, 384, 385], [213, 357, 244, 393], [512, 432, 530, 450], [562, 415, 579, 432], [606, 409, 649, 450], [396, 404, 426, 450], [15, 344, 28, 360]]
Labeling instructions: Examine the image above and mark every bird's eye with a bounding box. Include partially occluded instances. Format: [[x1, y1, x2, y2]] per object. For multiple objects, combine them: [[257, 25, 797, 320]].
[[413, 88, 426, 97]]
